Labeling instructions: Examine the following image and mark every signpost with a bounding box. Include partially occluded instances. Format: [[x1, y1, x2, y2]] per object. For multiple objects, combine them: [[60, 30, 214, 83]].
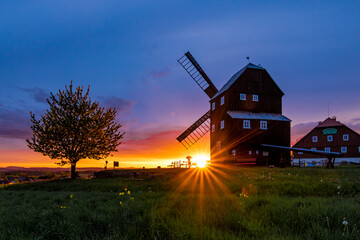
[[113, 161, 119, 170]]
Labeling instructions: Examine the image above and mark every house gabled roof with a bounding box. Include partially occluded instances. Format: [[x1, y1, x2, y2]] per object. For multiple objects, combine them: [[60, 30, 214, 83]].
[[227, 111, 291, 122], [211, 63, 283, 100], [316, 117, 344, 128]]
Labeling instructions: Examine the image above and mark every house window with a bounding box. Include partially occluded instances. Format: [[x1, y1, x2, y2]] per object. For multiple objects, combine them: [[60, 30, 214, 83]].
[[216, 141, 221, 150], [212, 124, 215, 132], [263, 151, 269, 156], [212, 102, 215, 110], [220, 120, 224, 129], [312, 136, 318, 142], [249, 150, 252, 155], [240, 94, 246, 100], [341, 146, 347, 153], [220, 96, 224, 105], [252, 95, 259, 101], [311, 148, 316, 151], [343, 134, 349, 141], [260, 121, 267, 130], [256, 150, 259, 154], [325, 147, 330, 152], [232, 150, 236, 156], [243, 120, 250, 129], [327, 135, 333, 142]]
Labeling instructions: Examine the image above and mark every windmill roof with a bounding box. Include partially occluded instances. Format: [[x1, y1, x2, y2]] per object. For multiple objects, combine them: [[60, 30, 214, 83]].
[[316, 117, 344, 128], [211, 63, 265, 99], [227, 111, 291, 121]]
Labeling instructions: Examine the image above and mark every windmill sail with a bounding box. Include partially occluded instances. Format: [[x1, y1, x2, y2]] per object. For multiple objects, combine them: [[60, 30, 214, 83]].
[[177, 110, 211, 149], [178, 51, 218, 98]]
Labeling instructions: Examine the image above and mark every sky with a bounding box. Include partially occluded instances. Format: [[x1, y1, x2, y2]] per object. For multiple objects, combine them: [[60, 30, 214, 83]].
[[0, 0, 360, 168]]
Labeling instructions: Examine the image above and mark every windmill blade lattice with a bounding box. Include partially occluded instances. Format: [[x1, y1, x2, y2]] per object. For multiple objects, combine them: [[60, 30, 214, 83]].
[[176, 110, 211, 149], [178, 52, 218, 98]]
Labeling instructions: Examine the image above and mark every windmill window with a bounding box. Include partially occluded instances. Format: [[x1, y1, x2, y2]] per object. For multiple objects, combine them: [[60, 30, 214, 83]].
[[240, 94, 246, 100], [216, 141, 221, 150], [343, 134, 349, 141], [212, 124, 215, 132], [220, 96, 224, 105], [341, 146, 347, 153], [220, 120, 224, 129], [325, 147, 330, 152], [312, 136, 318, 142], [256, 150, 259, 154], [212, 102, 215, 110], [252, 95, 259, 101], [232, 150, 236, 156], [260, 121, 267, 129], [243, 120, 251, 129], [249, 150, 252, 155], [327, 135, 333, 142]]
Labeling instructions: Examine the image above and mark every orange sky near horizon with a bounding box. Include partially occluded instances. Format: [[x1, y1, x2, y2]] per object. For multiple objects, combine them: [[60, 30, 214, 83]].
[[0, 132, 211, 169]]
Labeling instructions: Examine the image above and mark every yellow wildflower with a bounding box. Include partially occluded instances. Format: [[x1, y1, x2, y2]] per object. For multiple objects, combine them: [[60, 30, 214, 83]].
[[119, 201, 123, 205], [69, 194, 73, 199], [124, 188, 127, 191], [119, 192, 124, 196], [127, 190, 131, 195]]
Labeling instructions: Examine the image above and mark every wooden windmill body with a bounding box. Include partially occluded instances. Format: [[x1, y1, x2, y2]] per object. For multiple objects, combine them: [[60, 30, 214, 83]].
[[177, 52, 291, 166]]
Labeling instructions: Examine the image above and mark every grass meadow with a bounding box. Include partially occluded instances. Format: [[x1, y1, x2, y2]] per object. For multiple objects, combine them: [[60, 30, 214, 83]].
[[0, 166, 359, 239]]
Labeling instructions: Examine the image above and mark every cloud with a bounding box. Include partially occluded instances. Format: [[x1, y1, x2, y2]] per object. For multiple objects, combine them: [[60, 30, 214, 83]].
[[149, 69, 169, 79], [347, 118, 360, 132], [0, 108, 32, 139], [291, 121, 318, 137], [17, 87, 48, 103], [291, 121, 318, 144], [142, 68, 170, 85], [97, 96, 134, 114]]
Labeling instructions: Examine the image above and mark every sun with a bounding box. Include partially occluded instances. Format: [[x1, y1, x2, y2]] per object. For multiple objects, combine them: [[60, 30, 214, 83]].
[[194, 155, 208, 168]]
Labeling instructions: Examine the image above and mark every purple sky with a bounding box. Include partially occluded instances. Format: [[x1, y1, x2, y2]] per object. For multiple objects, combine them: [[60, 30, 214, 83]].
[[1, 1, 360, 166]]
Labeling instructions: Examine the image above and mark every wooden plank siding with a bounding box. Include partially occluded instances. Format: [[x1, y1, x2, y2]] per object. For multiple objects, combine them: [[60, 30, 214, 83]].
[[209, 66, 291, 166], [293, 122, 360, 159]]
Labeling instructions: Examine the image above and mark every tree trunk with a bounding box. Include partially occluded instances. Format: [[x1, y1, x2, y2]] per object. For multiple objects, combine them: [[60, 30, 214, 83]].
[[71, 162, 77, 179]]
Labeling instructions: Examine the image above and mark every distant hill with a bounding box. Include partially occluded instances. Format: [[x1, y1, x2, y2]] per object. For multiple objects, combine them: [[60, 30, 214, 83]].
[[0, 166, 104, 172]]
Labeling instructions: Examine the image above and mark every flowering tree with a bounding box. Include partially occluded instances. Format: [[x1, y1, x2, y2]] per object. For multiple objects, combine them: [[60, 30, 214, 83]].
[[26, 82, 124, 179]]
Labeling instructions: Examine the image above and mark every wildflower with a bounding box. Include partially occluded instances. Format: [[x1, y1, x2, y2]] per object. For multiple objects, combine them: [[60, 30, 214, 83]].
[[343, 220, 348, 225], [320, 180, 323, 183], [119, 192, 124, 196], [60, 206, 66, 209], [239, 193, 248, 198], [124, 187, 127, 191], [119, 201, 123, 206], [338, 186, 341, 189], [69, 194, 73, 199], [288, 173, 291, 175], [338, 192, 340, 195], [127, 190, 131, 195]]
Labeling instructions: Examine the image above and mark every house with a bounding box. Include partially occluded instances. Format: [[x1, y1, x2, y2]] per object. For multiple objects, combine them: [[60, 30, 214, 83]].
[[293, 117, 360, 164], [209, 63, 291, 166]]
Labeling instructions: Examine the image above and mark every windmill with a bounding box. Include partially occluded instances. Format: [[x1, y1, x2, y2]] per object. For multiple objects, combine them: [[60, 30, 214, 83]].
[[176, 51, 292, 166], [176, 51, 218, 149]]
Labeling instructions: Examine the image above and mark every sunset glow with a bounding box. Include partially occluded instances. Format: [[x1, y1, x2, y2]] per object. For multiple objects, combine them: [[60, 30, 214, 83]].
[[194, 155, 208, 168]]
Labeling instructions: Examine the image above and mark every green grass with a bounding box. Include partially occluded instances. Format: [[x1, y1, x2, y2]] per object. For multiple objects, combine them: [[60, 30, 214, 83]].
[[1, 166, 359, 239]]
